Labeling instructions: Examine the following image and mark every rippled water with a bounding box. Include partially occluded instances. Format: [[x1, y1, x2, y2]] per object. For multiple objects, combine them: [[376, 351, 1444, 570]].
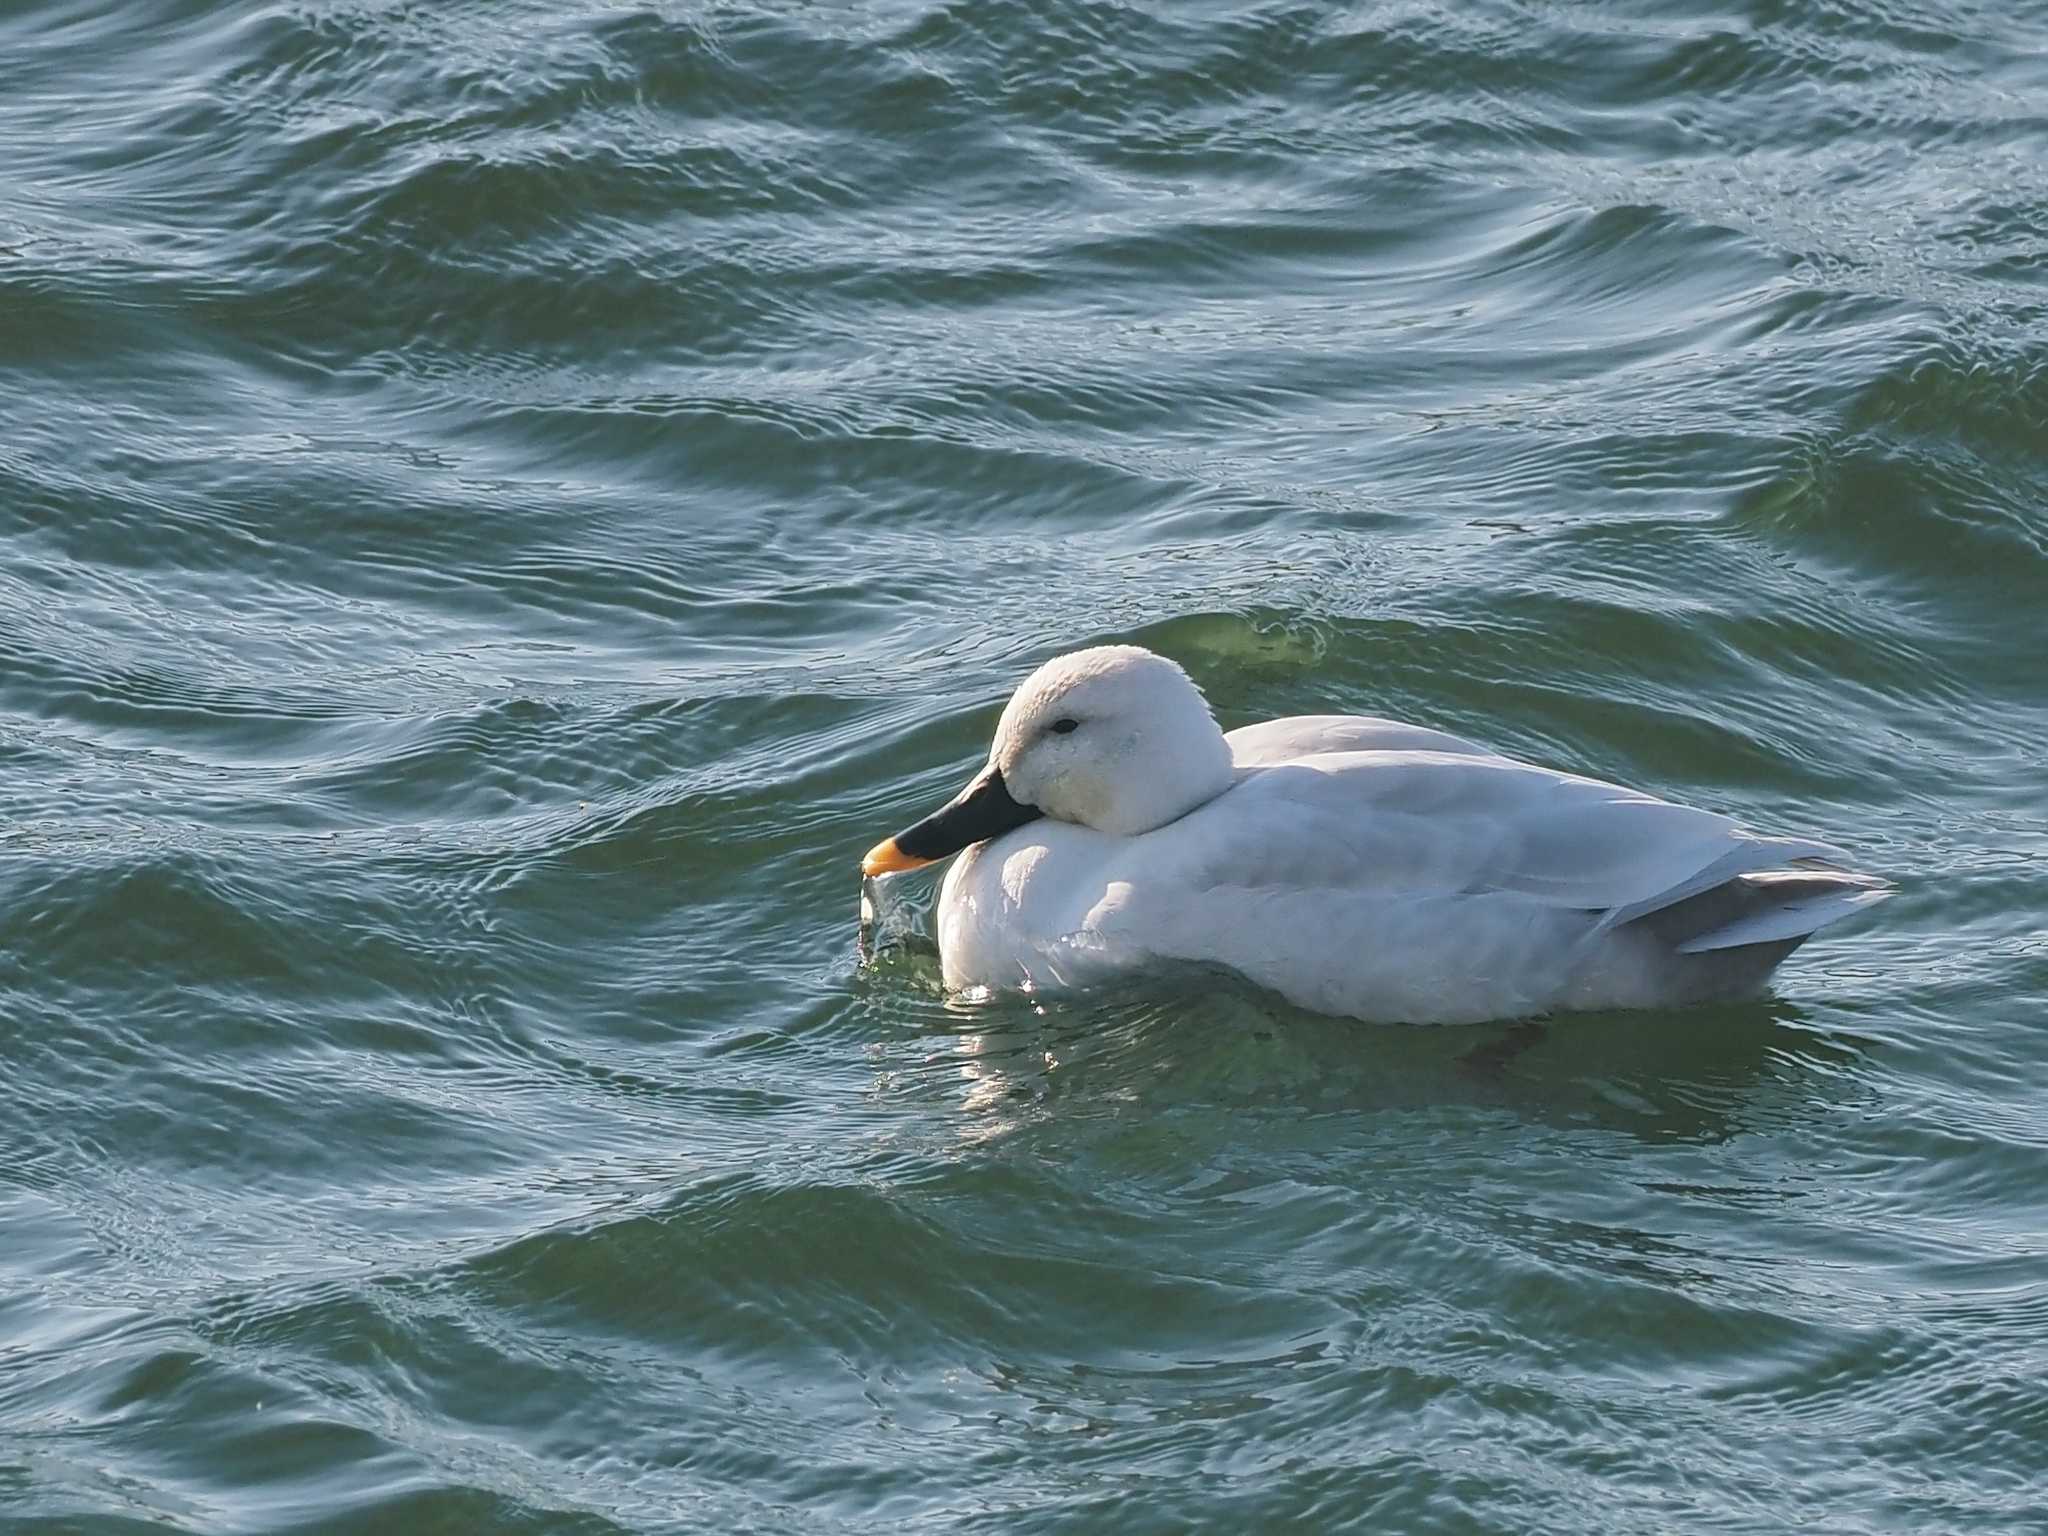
[[5, 1, 2047, 1530]]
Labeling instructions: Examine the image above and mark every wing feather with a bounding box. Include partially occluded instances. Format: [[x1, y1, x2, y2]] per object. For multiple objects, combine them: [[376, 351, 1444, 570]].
[[1144, 749, 1855, 924]]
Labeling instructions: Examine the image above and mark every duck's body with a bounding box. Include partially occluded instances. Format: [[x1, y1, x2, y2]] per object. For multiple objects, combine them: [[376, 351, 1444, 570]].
[[864, 648, 1886, 1026]]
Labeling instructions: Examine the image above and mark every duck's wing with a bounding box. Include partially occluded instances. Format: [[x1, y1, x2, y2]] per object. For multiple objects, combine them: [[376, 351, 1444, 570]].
[[1225, 715, 1497, 767], [1135, 749, 1862, 927], [1078, 749, 1880, 1022]]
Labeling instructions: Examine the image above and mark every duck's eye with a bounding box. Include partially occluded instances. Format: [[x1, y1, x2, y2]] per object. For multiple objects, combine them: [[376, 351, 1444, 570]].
[[1049, 717, 1080, 735]]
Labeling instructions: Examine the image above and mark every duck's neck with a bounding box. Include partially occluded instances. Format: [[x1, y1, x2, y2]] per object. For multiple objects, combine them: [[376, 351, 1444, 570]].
[[1110, 725, 1234, 836]]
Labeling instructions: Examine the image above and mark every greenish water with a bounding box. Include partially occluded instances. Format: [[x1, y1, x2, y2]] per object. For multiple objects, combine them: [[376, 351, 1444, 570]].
[[4, 0, 2047, 1530]]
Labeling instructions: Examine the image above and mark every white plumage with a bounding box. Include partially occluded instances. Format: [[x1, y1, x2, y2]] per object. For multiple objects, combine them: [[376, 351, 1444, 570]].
[[865, 646, 1887, 1025]]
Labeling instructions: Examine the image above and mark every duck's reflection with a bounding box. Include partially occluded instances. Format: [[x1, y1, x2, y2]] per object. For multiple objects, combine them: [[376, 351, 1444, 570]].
[[899, 974, 1872, 1157]]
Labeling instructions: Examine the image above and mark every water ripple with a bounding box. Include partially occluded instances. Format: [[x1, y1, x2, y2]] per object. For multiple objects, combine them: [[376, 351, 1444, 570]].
[[5, 0, 2048, 1530]]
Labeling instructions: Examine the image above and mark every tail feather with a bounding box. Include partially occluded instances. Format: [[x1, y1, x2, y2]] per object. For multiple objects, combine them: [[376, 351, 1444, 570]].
[[1672, 871, 1890, 954], [1626, 866, 1891, 957], [1591, 834, 1850, 935]]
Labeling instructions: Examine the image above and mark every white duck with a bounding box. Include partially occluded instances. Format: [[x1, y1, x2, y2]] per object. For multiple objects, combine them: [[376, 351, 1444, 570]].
[[861, 645, 1887, 1025]]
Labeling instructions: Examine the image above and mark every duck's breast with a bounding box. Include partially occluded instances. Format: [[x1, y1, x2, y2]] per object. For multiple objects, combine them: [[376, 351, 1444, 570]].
[[936, 822, 1127, 992]]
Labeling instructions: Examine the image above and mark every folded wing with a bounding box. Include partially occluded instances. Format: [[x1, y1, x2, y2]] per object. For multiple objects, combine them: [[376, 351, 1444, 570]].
[[1138, 747, 1883, 941]]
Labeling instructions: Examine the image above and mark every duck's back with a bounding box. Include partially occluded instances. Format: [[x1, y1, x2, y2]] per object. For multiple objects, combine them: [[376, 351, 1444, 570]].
[[1224, 713, 1497, 766]]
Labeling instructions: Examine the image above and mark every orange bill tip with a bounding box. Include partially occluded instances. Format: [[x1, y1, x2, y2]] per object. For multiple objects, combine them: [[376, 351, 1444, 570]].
[[862, 837, 934, 879]]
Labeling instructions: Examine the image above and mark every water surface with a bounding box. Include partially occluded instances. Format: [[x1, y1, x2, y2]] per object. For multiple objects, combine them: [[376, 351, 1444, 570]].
[[4, 1, 2047, 1531]]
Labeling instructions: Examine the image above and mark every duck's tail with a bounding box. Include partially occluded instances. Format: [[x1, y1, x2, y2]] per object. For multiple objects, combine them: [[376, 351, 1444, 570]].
[[1629, 864, 1892, 957]]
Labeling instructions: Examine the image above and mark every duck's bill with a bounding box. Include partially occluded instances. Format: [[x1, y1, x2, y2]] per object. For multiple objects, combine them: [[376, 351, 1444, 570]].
[[862, 765, 1042, 877]]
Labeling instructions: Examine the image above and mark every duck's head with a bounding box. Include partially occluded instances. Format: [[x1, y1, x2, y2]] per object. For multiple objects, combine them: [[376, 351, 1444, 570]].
[[862, 645, 1233, 877]]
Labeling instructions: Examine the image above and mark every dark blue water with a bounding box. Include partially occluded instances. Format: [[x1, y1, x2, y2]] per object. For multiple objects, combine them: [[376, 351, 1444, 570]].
[[5, 2, 2047, 1530]]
